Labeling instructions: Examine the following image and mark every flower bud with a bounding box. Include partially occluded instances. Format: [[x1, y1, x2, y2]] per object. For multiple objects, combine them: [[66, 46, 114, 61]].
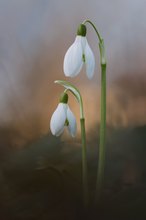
[[59, 92, 68, 103], [77, 24, 86, 36]]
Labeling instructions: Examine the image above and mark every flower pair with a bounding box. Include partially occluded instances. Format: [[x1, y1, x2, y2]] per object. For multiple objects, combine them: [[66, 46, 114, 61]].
[[50, 93, 77, 137], [50, 24, 95, 137]]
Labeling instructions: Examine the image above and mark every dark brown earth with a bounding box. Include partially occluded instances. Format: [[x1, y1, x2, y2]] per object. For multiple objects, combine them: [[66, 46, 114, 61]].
[[0, 126, 146, 220]]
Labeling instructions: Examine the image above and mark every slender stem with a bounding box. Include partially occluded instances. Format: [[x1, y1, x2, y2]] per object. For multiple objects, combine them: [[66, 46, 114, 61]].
[[83, 20, 107, 202], [80, 118, 88, 207], [96, 62, 106, 202]]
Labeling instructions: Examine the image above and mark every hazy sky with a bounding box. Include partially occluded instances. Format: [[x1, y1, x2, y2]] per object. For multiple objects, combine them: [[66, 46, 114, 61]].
[[0, 0, 146, 79]]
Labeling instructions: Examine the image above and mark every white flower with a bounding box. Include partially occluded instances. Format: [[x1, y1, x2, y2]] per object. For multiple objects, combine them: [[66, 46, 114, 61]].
[[50, 103, 77, 137], [63, 35, 95, 79]]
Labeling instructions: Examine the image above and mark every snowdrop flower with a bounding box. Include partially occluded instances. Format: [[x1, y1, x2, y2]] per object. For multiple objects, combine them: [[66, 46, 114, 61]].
[[50, 93, 77, 137], [64, 24, 95, 79]]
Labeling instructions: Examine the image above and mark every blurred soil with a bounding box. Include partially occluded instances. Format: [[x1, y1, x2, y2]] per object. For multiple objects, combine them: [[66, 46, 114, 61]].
[[0, 126, 146, 220]]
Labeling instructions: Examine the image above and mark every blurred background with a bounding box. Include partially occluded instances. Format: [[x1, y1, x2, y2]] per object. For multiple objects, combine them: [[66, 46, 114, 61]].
[[0, 0, 146, 219]]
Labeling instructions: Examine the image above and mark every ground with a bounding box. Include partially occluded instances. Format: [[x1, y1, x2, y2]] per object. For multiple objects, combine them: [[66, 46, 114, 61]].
[[0, 126, 146, 220]]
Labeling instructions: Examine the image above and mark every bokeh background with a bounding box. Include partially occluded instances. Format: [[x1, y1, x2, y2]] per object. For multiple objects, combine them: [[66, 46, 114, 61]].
[[0, 0, 146, 219]]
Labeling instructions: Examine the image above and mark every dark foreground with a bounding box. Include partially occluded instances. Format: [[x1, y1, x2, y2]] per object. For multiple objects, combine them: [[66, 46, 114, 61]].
[[0, 126, 146, 220]]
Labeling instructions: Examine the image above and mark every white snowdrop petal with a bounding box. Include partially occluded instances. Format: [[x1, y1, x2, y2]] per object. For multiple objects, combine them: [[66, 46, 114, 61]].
[[67, 106, 77, 137], [50, 103, 67, 136], [84, 40, 95, 79], [63, 36, 83, 77], [80, 36, 87, 50], [55, 126, 65, 137]]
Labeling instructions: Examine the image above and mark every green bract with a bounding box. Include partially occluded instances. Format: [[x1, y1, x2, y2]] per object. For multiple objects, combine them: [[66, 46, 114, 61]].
[[55, 80, 84, 119], [55, 80, 81, 104]]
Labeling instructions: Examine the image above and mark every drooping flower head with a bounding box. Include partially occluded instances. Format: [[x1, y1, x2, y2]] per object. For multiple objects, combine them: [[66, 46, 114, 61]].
[[63, 24, 95, 79], [50, 92, 77, 137]]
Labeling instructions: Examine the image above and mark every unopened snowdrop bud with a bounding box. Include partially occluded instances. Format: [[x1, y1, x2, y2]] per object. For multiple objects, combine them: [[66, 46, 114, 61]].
[[63, 23, 95, 79], [50, 93, 77, 137]]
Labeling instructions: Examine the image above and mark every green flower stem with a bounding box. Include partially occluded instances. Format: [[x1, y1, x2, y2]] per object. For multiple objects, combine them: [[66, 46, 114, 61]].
[[95, 39, 106, 202], [83, 20, 107, 202], [80, 117, 88, 207], [96, 61, 106, 201]]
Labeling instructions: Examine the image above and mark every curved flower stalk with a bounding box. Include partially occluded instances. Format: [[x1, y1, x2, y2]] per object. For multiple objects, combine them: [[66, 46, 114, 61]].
[[63, 24, 95, 79], [55, 80, 84, 117], [50, 93, 77, 137]]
